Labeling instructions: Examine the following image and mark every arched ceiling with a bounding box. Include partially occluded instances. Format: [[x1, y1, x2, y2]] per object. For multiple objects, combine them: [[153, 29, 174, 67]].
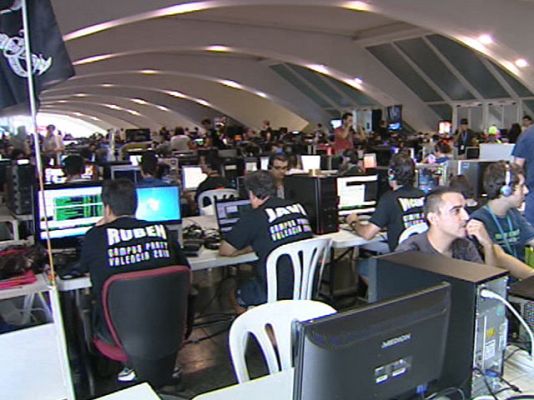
[[44, 0, 534, 132]]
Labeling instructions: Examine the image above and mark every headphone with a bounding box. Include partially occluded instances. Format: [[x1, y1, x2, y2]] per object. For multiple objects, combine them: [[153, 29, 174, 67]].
[[500, 162, 513, 197]]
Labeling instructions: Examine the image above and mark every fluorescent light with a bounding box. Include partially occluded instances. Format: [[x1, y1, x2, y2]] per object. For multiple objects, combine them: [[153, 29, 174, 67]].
[[74, 93, 87, 97], [104, 104, 122, 110], [139, 69, 159, 75], [353, 77, 363, 85], [307, 64, 329, 74], [478, 34, 493, 45], [515, 58, 529, 68], [73, 54, 114, 65], [132, 98, 148, 105], [205, 45, 231, 52], [165, 90, 186, 98], [195, 99, 211, 107], [101, 84, 115, 88], [150, 2, 211, 17], [156, 105, 170, 111], [126, 109, 142, 116], [255, 91, 268, 98], [219, 79, 242, 89], [342, 1, 371, 11]]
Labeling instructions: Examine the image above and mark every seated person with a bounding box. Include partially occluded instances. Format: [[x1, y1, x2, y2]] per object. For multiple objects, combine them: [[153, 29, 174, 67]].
[[195, 158, 231, 207], [63, 154, 89, 183], [398, 187, 533, 279], [78, 179, 190, 379], [138, 151, 167, 186], [347, 152, 426, 252], [471, 162, 534, 279], [424, 141, 452, 164], [397, 187, 494, 264], [269, 153, 289, 198], [219, 171, 313, 311]]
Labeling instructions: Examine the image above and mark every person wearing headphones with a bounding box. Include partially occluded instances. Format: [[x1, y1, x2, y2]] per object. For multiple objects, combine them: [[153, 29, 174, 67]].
[[470, 162, 534, 278], [346, 152, 426, 252]]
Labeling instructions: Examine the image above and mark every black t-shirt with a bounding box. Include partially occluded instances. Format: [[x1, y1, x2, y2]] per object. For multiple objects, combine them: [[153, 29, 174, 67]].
[[369, 186, 426, 251], [79, 217, 189, 341], [225, 197, 313, 297]]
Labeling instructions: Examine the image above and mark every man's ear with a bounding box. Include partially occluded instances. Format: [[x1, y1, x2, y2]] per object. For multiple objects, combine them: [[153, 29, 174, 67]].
[[426, 211, 438, 226]]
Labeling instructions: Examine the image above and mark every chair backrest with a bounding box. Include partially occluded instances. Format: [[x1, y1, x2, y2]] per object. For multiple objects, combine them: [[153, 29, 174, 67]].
[[102, 265, 191, 387], [398, 222, 429, 244], [229, 300, 336, 383], [197, 188, 239, 215], [266, 237, 331, 303]]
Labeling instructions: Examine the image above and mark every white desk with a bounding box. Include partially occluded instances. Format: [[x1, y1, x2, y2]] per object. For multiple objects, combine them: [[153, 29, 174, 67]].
[[57, 216, 381, 292], [95, 383, 160, 399], [193, 349, 534, 400]]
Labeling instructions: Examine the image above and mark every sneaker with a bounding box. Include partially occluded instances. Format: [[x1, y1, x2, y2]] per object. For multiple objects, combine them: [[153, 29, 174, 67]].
[[117, 367, 136, 382]]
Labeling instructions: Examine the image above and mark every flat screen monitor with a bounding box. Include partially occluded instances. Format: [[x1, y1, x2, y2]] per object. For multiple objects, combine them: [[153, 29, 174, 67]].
[[465, 147, 480, 160], [337, 175, 378, 216], [479, 143, 514, 161], [260, 156, 270, 171], [330, 119, 342, 129], [457, 160, 493, 198], [125, 128, 151, 142], [387, 104, 403, 131], [293, 282, 451, 400], [181, 165, 207, 191], [45, 168, 66, 184], [438, 121, 452, 135], [111, 165, 142, 184], [218, 149, 238, 159], [215, 198, 252, 238], [37, 183, 103, 240], [129, 154, 142, 166], [301, 155, 321, 172], [245, 158, 258, 173], [416, 164, 447, 194], [363, 153, 377, 169], [136, 185, 181, 224]]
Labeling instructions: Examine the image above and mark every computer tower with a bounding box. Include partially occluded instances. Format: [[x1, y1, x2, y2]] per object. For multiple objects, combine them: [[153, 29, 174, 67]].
[[6, 163, 35, 215], [369, 251, 508, 398], [284, 175, 338, 234]]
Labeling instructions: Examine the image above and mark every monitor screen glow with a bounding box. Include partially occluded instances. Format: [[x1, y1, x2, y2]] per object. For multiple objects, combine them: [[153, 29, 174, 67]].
[[337, 175, 378, 215], [136, 186, 181, 224], [182, 166, 207, 190], [301, 155, 321, 171]]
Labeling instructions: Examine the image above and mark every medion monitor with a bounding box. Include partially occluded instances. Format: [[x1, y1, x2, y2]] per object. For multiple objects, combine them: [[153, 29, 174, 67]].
[[136, 185, 181, 224], [37, 183, 104, 241], [337, 175, 378, 216], [181, 165, 207, 191], [293, 282, 451, 400]]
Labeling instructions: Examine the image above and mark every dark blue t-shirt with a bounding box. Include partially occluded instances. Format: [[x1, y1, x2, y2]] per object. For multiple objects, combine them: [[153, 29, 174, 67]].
[[512, 126, 534, 190], [471, 206, 534, 261]]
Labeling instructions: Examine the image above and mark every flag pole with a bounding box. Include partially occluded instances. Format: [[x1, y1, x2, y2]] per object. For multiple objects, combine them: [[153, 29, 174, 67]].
[[21, 0, 57, 286]]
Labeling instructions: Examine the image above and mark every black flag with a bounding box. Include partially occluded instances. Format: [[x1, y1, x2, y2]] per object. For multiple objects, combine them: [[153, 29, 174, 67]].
[[0, 0, 75, 114]]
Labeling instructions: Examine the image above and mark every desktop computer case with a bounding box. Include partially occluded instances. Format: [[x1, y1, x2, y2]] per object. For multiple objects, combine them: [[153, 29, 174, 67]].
[[369, 251, 508, 398], [284, 175, 338, 234], [6, 163, 34, 215]]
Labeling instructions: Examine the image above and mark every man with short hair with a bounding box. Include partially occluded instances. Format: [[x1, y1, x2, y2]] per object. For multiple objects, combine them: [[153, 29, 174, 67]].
[[79, 179, 189, 360], [269, 153, 289, 198], [522, 115, 532, 131], [471, 162, 534, 279], [347, 152, 426, 251], [219, 171, 313, 309], [397, 187, 494, 264], [513, 118, 534, 226], [138, 151, 166, 186], [170, 126, 191, 152], [63, 155, 88, 182]]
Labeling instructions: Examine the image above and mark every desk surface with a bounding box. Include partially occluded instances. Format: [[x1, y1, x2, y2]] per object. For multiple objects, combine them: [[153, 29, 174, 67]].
[[57, 216, 382, 292], [95, 383, 160, 399], [0, 273, 49, 301], [193, 348, 534, 400]]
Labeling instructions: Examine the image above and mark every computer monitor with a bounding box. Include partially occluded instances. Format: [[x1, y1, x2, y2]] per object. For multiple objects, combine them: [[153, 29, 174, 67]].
[[136, 185, 181, 224], [181, 165, 207, 191], [387, 104, 403, 131], [330, 119, 342, 129], [293, 282, 451, 400], [301, 155, 321, 172], [111, 165, 142, 184], [36, 183, 104, 241], [45, 167, 66, 184], [363, 153, 377, 169], [215, 198, 252, 238], [457, 160, 493, 198], [245, 158, 258, 173], [125, 128, 151, 142], [260, 156, 270, 171], [129, 154, 143, 166], [337, 175, 378, 216], [218, 149, 238, 159], [438, 120, 452, 135]]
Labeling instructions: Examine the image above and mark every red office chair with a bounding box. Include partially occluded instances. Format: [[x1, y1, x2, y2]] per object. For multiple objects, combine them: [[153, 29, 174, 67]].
[[93, 265, 191, 388]]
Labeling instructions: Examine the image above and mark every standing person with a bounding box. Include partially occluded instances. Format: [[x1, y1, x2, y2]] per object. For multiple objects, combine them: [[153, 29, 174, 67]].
[[513, 120, 534, 226], [42, 124, 64, 163], [170, 127, 192, 151], [522, 115, 533, 132], [333, 112, 355, 155], [219, 171, 313, 310], [454, 118, 476, 157], [347, 152, 426, 251]]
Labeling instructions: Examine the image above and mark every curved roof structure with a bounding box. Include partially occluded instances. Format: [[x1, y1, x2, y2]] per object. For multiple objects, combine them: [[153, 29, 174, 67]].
[[44, 0, 534, 132]]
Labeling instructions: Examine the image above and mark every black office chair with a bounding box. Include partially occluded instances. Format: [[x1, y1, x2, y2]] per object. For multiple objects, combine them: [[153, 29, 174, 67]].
[[93, 265, 191, 388]]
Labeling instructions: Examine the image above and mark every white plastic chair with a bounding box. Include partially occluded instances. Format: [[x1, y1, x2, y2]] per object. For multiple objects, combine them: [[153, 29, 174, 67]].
[[197, 188, 239, 216], [266, 237, 331, 303], [398, 222, 428, 244], [229, 300, 336, 383]]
